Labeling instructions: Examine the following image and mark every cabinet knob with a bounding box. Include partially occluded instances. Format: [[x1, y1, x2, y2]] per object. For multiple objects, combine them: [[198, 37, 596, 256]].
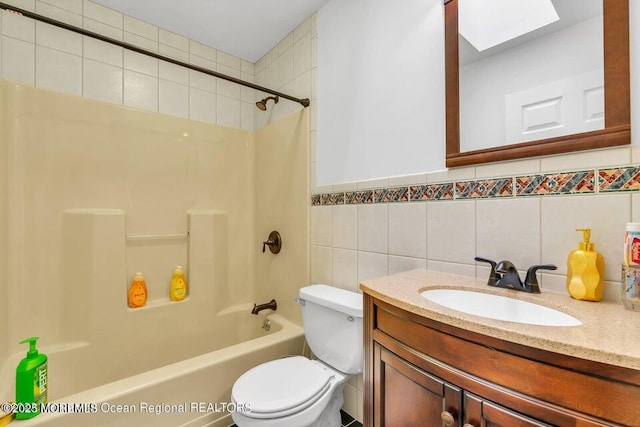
[[440, 410, 455, 426], [463, 424, 475, 427]]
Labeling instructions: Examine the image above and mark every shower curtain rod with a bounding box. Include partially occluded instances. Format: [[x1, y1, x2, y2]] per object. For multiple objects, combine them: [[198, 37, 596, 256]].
[[0, 2, 311, 108]]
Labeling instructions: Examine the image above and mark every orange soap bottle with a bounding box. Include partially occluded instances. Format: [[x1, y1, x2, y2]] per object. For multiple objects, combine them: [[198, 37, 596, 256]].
[[566, 228, 605, 301], [128, 272, 148, 308]]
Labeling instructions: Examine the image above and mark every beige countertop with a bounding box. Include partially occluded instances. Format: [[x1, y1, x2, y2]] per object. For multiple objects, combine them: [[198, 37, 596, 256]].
[[360, 269, 640, 371]]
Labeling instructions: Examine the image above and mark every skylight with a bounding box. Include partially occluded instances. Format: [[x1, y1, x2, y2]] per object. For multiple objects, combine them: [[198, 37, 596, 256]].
[[459, 0, 559, 52]]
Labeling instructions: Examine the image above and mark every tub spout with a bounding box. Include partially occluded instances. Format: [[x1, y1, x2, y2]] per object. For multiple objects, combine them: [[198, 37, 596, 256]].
[[251, 299, 277, 315]]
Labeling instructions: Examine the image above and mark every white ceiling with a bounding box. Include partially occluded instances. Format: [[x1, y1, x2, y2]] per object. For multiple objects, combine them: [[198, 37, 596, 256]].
[[92, 0, 330, 63]]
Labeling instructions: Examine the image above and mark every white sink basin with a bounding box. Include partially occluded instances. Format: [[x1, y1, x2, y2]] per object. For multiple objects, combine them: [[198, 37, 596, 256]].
[[421, 289, 582, 326]]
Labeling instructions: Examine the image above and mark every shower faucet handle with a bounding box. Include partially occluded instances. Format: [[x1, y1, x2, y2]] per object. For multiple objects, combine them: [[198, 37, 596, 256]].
[[262, 231, 282, 254]]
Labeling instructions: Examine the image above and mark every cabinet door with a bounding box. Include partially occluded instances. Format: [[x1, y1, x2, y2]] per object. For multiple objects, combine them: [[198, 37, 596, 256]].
[[374, 344, 462, 427], [464, 393, 552, 427]]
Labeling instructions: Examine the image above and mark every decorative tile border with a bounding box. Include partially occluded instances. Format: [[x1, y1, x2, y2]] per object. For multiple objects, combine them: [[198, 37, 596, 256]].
[[515, 170, 595, 197], [455, 178, 513, 199], [311, 164, 640, 206], [599, 166, 640, 192], [410, 183, 454, 201], [374, 186, 409, 203], [345, 190, 374, 204]]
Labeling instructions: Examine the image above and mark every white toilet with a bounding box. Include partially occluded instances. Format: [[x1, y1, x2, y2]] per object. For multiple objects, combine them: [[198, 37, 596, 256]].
[[231, 284, 363, 427]]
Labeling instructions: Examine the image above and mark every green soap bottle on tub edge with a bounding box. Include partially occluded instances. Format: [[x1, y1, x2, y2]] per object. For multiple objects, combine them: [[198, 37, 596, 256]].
[[15, 336, 47, 419]]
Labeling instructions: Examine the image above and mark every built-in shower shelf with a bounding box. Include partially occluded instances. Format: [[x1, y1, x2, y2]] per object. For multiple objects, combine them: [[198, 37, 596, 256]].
[[127, 296, 192, 311], [126, 232, 189, 242]]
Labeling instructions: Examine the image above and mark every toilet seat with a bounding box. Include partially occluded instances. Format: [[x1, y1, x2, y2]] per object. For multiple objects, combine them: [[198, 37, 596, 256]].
[[232, 356, 335, 419]]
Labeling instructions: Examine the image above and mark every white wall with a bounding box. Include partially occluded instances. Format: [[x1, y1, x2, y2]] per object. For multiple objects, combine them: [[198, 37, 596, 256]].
[[317, 0, 445, 185]]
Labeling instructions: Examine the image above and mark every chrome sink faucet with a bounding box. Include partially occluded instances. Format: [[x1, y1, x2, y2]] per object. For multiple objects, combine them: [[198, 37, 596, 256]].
[[474, 257, 557, 293]]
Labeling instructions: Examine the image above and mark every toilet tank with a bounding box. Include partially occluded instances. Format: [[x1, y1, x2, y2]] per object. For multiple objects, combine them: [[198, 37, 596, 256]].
[[298, 285, 363, 374]]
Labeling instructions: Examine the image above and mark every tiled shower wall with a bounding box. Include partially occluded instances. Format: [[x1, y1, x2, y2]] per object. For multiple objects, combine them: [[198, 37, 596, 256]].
[[253, 14, 317, 132], [0, 0, 315, 132]]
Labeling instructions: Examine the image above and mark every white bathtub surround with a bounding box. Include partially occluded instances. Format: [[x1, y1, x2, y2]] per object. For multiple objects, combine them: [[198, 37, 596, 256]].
[[0, 81, 310, 424]]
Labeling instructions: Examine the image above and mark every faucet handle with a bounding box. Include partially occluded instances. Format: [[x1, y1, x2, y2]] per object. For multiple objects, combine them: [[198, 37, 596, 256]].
[[523, 264, 557, 293], [474, 256, 496, 267], [262, 231, 282, 254], [474, 257, 500, 286], [525, 264, 557, 285]]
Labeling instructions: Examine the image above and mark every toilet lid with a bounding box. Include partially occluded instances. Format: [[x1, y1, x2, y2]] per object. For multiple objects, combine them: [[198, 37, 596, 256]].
[[232, 356, 334, 415]]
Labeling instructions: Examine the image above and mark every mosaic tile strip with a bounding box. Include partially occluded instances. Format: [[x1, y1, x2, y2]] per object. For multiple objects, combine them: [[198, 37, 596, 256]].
[[409, 183, 454, 201], [515, 170, 595, 196], [326, 192, 345, 205], [374, 186, 410, 203], [599, 166, 640, 192], [346, 190, 375, 204], [455, 178, 513, 199], [311, 164, 640, 206]]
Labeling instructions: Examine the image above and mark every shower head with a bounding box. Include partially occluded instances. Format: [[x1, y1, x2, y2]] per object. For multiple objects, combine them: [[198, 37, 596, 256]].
[[256, 96, 279, 111]]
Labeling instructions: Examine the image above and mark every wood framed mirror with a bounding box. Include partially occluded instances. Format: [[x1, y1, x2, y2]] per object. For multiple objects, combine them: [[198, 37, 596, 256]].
[[445, 0, 630, 168]]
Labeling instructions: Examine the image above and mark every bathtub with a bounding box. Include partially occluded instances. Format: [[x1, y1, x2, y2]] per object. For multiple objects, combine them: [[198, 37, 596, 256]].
[[19, 310, 304, 427]]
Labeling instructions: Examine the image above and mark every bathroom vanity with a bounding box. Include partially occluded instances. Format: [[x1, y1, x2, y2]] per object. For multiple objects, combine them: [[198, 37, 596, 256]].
[[361, 270, 640, 427]]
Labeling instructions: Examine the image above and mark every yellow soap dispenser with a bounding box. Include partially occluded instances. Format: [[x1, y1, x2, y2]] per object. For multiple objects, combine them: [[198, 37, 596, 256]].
[[566, 228, 605, 301], [170, 266, 187, 301]]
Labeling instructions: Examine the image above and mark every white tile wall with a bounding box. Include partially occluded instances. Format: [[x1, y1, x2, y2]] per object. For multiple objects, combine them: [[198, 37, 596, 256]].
[[476, 198, 541, 270], [358, 251, 389, 285], [2, 36, 35, 84], [0, 2, 268, 131], [427, 201, 475, 264], [540, 146, 632, 172], [310, 245, 332, 285], [332, 205, 358, 250], [83, 36, 122, 66], [35, 45, 82, 95], [357, 204, 388, 253], [124, 69, 157, 112], [159, 79, 188, 118], [36, 1, 82, 26], [253, 15, 315, 135], [389, 202, 426, 258], [389, 255, 426, 274], [311, 148, 638, 312], [541, 194, 630, 281], [311, 205, 332, 246], [189, 88, 216, 124], [332, 248, 358, 292], [83, 58, 122, 104]]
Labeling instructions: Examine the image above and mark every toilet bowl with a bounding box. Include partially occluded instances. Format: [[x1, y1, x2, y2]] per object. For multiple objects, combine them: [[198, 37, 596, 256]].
[[231, 285, 363, 427], [231, 357, 348, 427]]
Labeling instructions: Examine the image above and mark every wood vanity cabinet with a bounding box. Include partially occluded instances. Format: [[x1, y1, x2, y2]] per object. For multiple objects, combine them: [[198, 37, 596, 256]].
[[363, 294, 640, 427]]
